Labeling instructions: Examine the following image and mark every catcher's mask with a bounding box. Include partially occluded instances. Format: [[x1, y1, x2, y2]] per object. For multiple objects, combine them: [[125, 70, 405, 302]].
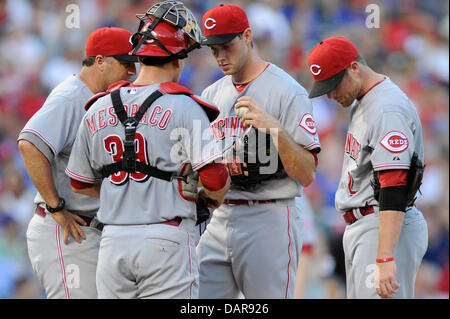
[[130, 0, 202, 60]]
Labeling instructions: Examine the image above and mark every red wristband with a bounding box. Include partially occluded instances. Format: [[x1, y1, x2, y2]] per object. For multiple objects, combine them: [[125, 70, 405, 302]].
[[376, 257, 395, 263]]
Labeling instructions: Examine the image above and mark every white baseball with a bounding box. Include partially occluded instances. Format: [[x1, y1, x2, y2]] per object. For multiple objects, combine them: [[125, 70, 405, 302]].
[[235, 106, 250, 118]]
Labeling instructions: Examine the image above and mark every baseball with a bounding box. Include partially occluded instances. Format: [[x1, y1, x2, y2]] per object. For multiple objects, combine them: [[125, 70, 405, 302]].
[[235, 106, 250, 118]]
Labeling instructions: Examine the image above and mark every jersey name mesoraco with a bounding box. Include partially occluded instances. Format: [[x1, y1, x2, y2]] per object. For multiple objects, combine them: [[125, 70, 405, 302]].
[[67, 84, 221, 225]]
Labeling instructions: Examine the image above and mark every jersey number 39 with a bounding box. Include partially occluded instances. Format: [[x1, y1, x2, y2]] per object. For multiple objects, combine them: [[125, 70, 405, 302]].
[[103, 133, 149, 185]]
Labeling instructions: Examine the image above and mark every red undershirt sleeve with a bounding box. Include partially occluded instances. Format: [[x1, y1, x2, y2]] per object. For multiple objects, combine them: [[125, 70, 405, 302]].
[[377, 169, 408, 188], [70, 178, 94, 190]]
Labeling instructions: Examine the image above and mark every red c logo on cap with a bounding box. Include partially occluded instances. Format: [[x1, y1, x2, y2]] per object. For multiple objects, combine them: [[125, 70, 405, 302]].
[[310, 64, 322, 76], [204, 18, 216, 30]]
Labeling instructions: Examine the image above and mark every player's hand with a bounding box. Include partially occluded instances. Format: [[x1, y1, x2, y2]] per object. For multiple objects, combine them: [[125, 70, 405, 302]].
[[50, 210, 87, 245], [375, 261, 400, 298], [199, 189, 220, 209], [201, 174, 231, 209], [234, 96, 282, 134]]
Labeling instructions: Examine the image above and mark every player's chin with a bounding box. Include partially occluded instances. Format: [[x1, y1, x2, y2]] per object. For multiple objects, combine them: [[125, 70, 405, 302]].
[[220, 64, 233, 74]]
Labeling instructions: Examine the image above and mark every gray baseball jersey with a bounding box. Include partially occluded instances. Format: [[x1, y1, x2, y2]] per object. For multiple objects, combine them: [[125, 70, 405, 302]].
[[18, 74, 100, 299], [336, 77, 428, 298], [67, 83, 221, 225], [67, 83, 221, 298], [335, 77, 424, 211], [202, 63, 321, 199], [197, 63, 319, 298], [19, 75, 99, 217]]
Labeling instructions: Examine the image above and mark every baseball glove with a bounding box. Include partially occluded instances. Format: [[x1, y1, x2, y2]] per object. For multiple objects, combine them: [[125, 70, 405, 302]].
[[371, 152, 425, 207], [406, 152, 425, 206], [224, 128, 286, 190], [178, 164, 218, 225], [178, 163, 198, 200]]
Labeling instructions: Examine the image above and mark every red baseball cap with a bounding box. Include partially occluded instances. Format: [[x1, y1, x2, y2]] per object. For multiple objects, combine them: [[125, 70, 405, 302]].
[[202, 4, 249, 45], [86, 27, 138, 62], [307, 36, 359, 98]]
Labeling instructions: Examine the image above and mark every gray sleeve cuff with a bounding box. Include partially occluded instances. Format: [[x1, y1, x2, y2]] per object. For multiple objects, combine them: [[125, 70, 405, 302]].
[[18, 131, 55, 162]]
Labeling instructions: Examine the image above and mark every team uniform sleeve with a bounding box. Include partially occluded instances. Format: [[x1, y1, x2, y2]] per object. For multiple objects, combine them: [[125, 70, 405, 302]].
[[200, 86, 212, 101], [278, 93, 321, 152], [180, 99, 222, 171], [19, 95, 81, 156], [369, 111, 414, 171], [65, 114, 101, 184], [17, 131, 55, 162]]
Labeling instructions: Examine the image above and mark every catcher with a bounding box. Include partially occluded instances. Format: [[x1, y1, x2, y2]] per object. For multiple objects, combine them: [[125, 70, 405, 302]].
[[65, 0, 230, 299], [196, 4, 321, 299]]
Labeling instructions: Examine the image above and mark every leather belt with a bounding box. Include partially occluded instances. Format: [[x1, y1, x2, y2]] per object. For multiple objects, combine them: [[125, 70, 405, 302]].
[[343, 206, 375, 225], [35, 206, 104, 231], [223, 199, 277, 205]]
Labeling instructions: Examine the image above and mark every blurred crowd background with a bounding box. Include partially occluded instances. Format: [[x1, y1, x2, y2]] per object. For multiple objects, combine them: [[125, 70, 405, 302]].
[[0, 0, 448, 299]]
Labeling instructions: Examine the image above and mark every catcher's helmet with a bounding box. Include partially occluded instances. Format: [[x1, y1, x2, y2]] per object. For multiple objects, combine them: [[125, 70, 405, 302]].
[[130, 1, 202, 60]]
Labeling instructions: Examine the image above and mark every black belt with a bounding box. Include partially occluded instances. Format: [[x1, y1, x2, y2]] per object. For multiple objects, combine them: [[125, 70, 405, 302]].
[[223, 199, 277, 205]]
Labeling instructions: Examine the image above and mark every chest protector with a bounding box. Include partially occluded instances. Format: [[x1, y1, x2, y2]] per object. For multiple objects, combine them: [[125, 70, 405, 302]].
[[87, 81, 219, 201]]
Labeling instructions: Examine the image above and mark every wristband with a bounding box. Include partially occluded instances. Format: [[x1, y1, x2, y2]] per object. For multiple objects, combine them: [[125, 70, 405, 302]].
[[376, 257, 394, 263], [46, 198, 65, 213]]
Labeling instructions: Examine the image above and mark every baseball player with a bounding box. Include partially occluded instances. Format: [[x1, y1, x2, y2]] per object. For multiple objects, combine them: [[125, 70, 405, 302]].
[[66, 1, 230, 299], [196, 4, 321, 299], [293, 194, 318, 298], [17, 27, 137, 299], [307, 36, 428, 298]]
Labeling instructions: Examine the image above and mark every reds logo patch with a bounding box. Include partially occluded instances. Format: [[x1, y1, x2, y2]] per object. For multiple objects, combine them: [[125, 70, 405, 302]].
[[228, 156, 243, 176], [299, 113, 317, 134], [380, 131, 409, 153]]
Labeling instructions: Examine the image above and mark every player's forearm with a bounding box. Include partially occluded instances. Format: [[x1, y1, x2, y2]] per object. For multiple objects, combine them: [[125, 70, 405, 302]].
[[377, 210, 404, 258], [18, 140, 60, 207], [271, 128, 316, 186]]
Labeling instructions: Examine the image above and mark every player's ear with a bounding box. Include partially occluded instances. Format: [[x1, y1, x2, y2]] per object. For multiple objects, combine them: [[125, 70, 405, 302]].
[[243, 28, 252, 45], [349, 61, 361, 76], [172, 58, 181, 69], [171, 58, 184, 82], [95, 55, 106, 72], [175, 58, 186, 70]]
